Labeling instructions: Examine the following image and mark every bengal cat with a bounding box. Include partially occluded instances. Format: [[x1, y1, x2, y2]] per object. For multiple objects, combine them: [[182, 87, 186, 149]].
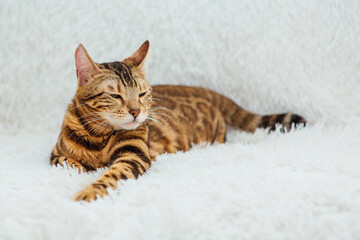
[[50, 41, 306, 202]]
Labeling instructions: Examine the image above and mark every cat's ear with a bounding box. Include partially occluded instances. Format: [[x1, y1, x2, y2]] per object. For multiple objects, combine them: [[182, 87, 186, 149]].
[[75, 44, 101, 86], [125, 40, 150, 68]]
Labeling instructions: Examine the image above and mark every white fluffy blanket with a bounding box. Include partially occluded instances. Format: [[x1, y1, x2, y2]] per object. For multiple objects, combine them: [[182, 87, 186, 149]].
[[1, 0, 360, 239]]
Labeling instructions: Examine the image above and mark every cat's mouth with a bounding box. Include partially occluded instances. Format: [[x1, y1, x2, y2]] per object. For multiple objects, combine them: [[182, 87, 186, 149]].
[[106, 113, 147, 130]]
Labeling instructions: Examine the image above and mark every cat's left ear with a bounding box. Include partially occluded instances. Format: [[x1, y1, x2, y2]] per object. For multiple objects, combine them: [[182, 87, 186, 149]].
[[125, 40, 150, 69]]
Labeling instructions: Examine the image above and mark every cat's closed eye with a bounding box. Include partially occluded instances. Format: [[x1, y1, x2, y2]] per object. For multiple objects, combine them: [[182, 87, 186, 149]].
[[111, 94, 123, 100], [139, 92, 146, 97]]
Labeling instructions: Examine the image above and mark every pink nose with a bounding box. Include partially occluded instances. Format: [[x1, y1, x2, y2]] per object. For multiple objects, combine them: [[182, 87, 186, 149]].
[[129, 109, 140, 118]]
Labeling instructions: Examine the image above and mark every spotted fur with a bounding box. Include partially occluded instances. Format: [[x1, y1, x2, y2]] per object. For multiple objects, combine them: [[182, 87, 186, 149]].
[[50, 41, 306, 202]]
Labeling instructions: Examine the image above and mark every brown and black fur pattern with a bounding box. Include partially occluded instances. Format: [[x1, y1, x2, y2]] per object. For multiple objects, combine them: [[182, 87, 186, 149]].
[[50, 41, 306, 202]]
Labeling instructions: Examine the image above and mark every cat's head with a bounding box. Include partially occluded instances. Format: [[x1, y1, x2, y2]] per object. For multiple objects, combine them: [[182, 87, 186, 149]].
[[73, 41, 152, 130]]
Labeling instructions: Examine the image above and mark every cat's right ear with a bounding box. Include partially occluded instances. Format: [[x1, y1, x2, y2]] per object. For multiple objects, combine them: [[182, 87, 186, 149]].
[[75, 44, 101, 86]]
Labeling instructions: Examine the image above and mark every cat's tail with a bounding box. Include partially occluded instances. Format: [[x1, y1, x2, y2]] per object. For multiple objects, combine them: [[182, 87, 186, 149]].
[[214, 93, 307, 133]]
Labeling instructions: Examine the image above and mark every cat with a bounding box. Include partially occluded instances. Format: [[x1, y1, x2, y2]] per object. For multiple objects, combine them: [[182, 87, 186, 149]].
[[50, 41, 306, 202]]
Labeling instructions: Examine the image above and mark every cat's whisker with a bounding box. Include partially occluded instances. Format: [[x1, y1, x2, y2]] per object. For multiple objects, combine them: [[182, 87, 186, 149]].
[[69, 102, 91, 110], [84, 121, 109, 138], [150, 107, 176, 115], [89, 123, 111, 144], [150, 109, 177, 121], [86, 118, 110, 132], [147, 121, 163, 130], [87, 120, 113, 143], [151, 97, 163, 102], [150, 106, 173, 113], [69, 115, 108, 139], [149, 111, 174, 123], [82, 117, 107, 128], [78, 113, 100, 120], [86, 121, 108, 133], [147, 121, 160, 129], [147, 116, 164, 129], [149, 111, 176, 122], [148, 114, 171, 131]]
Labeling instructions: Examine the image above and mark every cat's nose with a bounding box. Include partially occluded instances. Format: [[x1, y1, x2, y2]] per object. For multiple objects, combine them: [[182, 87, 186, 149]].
[[129, 109, 140, 118]]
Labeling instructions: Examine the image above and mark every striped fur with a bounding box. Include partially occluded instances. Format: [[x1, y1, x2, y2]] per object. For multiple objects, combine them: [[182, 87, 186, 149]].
[[51, 41, 306, 202]]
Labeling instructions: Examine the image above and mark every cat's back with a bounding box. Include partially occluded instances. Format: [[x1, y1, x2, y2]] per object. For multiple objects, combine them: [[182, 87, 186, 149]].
[[152, 85, 217, 101]]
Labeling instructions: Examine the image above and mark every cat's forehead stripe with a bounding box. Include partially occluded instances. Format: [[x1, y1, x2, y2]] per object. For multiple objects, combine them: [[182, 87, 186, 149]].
[[101, 62, 137, 87]]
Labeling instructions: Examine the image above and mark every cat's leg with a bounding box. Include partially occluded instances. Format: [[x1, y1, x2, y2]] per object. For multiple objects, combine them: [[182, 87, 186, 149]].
[[73, 145, 151, 202], [50, 155, 88, 173]]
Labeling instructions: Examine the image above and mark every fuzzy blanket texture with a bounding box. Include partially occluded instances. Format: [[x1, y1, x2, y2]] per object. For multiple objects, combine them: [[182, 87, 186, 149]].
[[1, 0, 360, 239]]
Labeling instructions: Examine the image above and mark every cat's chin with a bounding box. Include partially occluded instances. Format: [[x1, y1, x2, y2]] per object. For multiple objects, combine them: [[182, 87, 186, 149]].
[[117, 121, 141, 130]]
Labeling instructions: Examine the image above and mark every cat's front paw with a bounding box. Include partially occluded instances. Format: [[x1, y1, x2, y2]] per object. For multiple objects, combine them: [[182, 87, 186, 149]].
[[73, 184, 108, 202]]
